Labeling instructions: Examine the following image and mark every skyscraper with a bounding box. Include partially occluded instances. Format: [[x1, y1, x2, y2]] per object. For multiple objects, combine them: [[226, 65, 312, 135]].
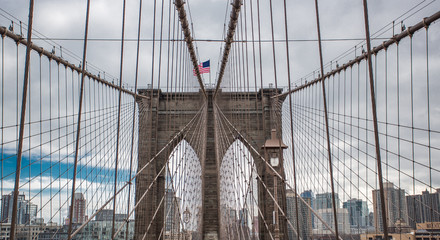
[[68, 192, 86, 224], [238, 208, 249, 226], [301, 190, 315, 228], [24, 201, 37, 224], [1, 192, 36, 224], [372, 182, 408, 232], [165, 188, 180, 233], [286, 189, 296, 240], [286, 189, 313, 240], [314, 208, 350, 235], [406, 188, 440, 229], [343, 198, 369, 231], [95, 209, 127, 221], [315, 192, 340, 210]]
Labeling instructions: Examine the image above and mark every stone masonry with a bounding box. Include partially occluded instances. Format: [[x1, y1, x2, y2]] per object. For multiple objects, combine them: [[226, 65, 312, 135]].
[[136, 88, 287, 240]]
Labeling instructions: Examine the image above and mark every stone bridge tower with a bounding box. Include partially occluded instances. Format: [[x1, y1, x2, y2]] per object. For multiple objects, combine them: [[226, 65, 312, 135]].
[[135, 88, 288, 240]]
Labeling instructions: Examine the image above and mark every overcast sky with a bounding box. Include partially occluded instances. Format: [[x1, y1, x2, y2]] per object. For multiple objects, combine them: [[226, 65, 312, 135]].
[[1, 0, 438, 88], [0, 0, 439, 226]]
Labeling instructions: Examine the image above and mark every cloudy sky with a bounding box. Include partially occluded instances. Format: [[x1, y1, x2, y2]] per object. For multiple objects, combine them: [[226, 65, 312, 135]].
[[1, 0, 438, 88], [0, 0, 439, 227]]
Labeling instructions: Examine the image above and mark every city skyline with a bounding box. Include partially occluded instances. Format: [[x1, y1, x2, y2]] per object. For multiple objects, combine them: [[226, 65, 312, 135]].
[[285, 182, 440, 236], [0, 0, 438, 238]]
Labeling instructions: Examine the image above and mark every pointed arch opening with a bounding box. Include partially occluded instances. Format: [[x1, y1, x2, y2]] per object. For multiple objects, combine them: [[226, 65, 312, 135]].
[[219, 139, 259, 238], [165, 139, 202, 238]]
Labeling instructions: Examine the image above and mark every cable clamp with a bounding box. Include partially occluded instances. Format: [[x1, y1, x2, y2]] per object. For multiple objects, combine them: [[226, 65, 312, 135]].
[[422, 17, 430, 29], [382, 41, 388, 51], [406, 27, 413, 38]]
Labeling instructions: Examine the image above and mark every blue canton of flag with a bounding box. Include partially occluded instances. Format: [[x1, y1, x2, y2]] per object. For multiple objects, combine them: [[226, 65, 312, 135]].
[[193, 60, 210, 75]]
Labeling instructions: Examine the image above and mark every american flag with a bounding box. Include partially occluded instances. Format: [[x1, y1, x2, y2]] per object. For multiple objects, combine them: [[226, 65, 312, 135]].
[[193, 60, 210, 76]]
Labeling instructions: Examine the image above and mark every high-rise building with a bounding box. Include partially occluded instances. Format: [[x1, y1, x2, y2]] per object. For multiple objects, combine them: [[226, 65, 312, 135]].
[[286, 189, 313, 240], [40, 219, 135, 240], [286, 189, 296, 240], [372, 182, 408, 232], [301, 190, 315, 228], [301, 190, 314, 205], [1, 192, 36, 225], [420, 189, 439, 223], [95, 209, 127, 222], [238, 208, 249, 226], [343, 198, 369, 231], [165, 188, 180, 233], [406, 194, 424, 230], [314, 208, 350, 235], [1, 192, 24, 224], [68, 192, 86, 224], [315, 192, 340, 210], [369, 212, 374, 227], [406, 188, 440, 229], [24, 201, 38, 224]]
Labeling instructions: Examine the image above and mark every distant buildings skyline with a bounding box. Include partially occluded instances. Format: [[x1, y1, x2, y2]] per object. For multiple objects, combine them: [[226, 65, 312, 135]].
[[314, 208, 350, 235], [1, 192, 37, 225], [284, 182, 440, 237], [406, 188, 440, 229], [2, 182, 439, 238], [0, 191, 133, 239], [343, 198, 369, 230], [372, 182, 409, 232], [286, 189, 313, 240], [95, 209, 127, 222], [315, 192, 340, 210], [67, 192, 87, 225], [165, 188, 181, 233]]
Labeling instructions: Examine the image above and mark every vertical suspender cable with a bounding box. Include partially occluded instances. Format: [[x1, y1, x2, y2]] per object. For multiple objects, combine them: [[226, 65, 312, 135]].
[[9, 1, 34, 239], [57, 63, 61, 226], [409, 32, 416, 229], [68, 0, 91, 238], [281, 0, 300, 239], [1, 34, 4, 235], [249, 0, 259, 132], [112, 0, 127, 238], [313, 1, 340, 239], [49, 60, 53, 222], [125, 0, 143, 239], [147, 0, 158, 173], [423, 18, 433, 223], [361, 1, 389, 240], [268, 0, 278, 90], [153, 0, 165, 175], [256, 0, 266, 139], [243, 1, 251, 135]]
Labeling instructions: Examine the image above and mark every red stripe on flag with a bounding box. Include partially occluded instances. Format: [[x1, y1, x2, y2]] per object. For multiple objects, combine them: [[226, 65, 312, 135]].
[[193, 62, 210, 76]]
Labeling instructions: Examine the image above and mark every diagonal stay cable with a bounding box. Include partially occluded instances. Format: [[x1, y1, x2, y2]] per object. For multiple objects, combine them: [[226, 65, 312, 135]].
[[273, 11, 440, 99], [215, 106, 255, 239], [139, 105, 206, 240], [70, 102, 206, 238], [215, 103, 298, 239], [214, 106, 276, 240], [0, 26, 147, 100], [215, 102, 342, 240], [143, 107, 206, 239]]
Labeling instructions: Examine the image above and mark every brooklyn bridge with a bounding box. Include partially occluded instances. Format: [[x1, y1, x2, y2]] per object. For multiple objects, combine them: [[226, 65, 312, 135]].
[[0, 0, 439, 239]]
